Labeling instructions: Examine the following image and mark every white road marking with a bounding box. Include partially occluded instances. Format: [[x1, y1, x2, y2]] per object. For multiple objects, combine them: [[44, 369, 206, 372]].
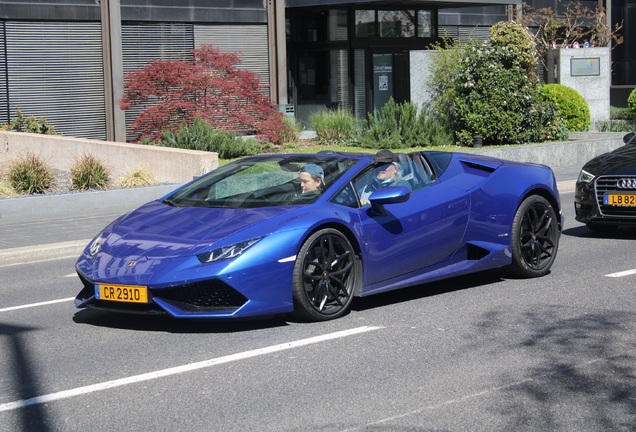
[[605, 269, 636, 278], [0, 325, 382, 412], [0, 297, 74, 313], [64, 273, 76, 278]]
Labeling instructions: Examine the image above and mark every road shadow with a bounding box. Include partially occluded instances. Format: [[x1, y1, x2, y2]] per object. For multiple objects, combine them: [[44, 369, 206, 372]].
[[351, 270, 506, 313], [469, 307, 636, 429], [563, 224, 636, 239], [72, 308, 289, 333], [73, 270, 508, 329], [0, 322, 51, 432]]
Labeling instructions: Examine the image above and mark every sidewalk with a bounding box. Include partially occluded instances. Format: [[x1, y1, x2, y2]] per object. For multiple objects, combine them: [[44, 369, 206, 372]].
[[0, 165, 581, 266]]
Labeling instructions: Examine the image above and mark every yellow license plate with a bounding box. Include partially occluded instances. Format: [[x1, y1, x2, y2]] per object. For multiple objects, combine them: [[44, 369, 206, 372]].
[[604, 194, 636, 206], [96, 284, 149, 303]]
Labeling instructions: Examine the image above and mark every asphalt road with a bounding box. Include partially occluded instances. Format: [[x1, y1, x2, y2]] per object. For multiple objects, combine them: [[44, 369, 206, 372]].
[[2, 189, 636, 431]]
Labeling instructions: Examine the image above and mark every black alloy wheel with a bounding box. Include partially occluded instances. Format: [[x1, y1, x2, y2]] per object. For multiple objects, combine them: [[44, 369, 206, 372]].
[[508, 195, 560, 277], [291, 228, 359, 321]]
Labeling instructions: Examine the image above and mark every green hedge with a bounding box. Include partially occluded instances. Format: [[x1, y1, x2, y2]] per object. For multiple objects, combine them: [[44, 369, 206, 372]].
[[156, 117, 261, 159], [628, 88, 636, 123], [359, 99, 453, 149], [540, 84, 590, 132]]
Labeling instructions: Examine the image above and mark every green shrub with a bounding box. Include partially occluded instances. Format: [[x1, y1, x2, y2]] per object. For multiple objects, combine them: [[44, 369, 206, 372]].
[[427, 22, 567, 145], [628, 88, 636, 123], [310, 108, 359, 145], [540, 84, 590, 131], [159, 117, 261, 159], [1, 109, 57, 134], [610, 106, 631, 120], [489, 21, 538, 74], [277, 116, 301, 144], [117, 165, 157, 188], [428, 22, 567, 146], [597, 119, 634, 132], [358, 99, 453, 149], [8, 152, 55, 194], [70, 154, 111, 191], [451, 40, 566, 145], [0, 180, 16, 198]]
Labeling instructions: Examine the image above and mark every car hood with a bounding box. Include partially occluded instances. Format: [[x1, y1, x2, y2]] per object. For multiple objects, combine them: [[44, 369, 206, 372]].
[[102, 201, 294, 259], [584, 144, 636, 176]]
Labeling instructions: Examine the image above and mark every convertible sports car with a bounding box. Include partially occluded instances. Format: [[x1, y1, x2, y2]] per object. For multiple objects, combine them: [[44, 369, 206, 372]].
[[575, 132, 636, 232], [75, 150, 562, 321]]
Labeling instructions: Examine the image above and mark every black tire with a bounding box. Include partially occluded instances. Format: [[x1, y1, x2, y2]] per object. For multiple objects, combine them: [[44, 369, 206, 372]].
[[291, 228, 359, 321], [508, 195, 560, 278], [586, 222, 619, 233]]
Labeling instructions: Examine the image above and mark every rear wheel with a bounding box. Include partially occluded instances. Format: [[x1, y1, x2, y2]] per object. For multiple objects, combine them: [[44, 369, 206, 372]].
[[291, 228, 359, 321], [508, 195, 559, 278]]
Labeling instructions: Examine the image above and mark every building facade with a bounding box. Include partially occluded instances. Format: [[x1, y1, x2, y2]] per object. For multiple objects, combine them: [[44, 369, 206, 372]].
[[2, 0, 627, 141], [610, 0, 636, 106]]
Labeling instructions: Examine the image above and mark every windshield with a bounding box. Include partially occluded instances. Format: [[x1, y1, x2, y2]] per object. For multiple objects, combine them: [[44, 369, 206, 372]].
[[165, 155, 360, 208]]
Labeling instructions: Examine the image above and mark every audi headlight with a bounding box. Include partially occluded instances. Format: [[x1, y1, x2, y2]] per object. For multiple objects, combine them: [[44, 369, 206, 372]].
[[88, 232, 104, 256], [197, 237, 264, 263], [577, 169, 595, 184]]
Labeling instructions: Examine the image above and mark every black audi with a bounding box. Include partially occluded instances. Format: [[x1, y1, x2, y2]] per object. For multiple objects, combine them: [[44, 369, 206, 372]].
[[575, 132, 636, 232]]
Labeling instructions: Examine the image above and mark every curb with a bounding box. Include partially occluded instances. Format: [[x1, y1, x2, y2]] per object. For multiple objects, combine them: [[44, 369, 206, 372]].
[[558, 180, 576, 193]]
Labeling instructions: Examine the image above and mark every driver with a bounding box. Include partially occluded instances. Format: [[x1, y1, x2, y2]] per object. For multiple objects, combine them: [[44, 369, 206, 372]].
[[299, 163, 324, 195], [358, 150, 410, 205]]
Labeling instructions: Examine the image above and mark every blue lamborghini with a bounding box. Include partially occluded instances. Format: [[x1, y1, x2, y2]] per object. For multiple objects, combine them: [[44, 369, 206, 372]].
[[75, 150, 562, 321]]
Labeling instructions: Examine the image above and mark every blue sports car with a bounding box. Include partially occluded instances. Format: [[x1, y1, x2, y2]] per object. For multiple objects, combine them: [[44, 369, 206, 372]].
[[75, 150, 562, 321]]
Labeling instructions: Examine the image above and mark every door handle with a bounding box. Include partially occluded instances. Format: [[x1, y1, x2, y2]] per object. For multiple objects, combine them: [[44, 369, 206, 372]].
[[448, 199, 467, 210]]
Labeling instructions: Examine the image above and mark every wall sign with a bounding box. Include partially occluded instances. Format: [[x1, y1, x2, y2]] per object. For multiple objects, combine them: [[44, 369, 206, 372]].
[[571, 58, 600, 76]]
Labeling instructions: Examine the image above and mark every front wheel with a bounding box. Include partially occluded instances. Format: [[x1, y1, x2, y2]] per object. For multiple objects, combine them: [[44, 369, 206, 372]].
[[291, 228, 359, 321], [508, 195, 560, 278]]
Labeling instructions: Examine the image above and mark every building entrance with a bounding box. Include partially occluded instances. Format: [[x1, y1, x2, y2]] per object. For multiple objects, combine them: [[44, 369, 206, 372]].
[[286, 5, 438, 125]]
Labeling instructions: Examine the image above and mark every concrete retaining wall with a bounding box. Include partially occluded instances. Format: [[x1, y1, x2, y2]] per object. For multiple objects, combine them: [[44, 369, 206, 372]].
[[0, 131, 218, 184], [474, 132, 625, 166], [0, 131, 629, 219]]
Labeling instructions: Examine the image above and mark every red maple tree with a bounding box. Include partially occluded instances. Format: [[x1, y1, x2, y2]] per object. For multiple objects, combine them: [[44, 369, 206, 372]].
[[120, 45, 289, 143]]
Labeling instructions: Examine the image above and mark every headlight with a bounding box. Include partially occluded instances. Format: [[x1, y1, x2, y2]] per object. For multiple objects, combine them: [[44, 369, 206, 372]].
[[88, 232, 104, 256], [197, 237, 264, 263], [577, 169, 595, 184]]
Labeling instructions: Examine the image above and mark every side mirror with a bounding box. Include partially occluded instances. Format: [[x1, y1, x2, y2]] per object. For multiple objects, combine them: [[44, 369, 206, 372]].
[[367, 186, 411, 216], [368, 186, 411, 205], [623, 132, 636, 145]]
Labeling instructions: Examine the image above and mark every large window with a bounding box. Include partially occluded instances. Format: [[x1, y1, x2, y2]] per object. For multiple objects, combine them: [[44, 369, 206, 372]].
[[378, 10, 415, 38], [289, 9, 347, 42], [418, 11, 433, 38], [355, 9, 434, 38], [355, 10, 375, 37]]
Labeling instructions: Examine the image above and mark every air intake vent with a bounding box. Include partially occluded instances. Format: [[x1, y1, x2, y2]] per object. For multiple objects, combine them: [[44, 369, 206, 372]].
[[153, 280, 248, 312]]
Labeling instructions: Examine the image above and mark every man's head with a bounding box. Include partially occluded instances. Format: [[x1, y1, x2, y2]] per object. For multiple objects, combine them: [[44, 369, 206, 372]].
[[374, 163, 398, 184]]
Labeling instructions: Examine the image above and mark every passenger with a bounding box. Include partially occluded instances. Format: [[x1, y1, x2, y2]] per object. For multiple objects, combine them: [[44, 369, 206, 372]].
[[299, 164, 324, 195], [358, 150, 410, 205]]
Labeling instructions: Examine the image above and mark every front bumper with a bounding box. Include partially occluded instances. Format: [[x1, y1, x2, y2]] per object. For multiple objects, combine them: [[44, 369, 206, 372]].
[[575, 175, 636, 225]]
